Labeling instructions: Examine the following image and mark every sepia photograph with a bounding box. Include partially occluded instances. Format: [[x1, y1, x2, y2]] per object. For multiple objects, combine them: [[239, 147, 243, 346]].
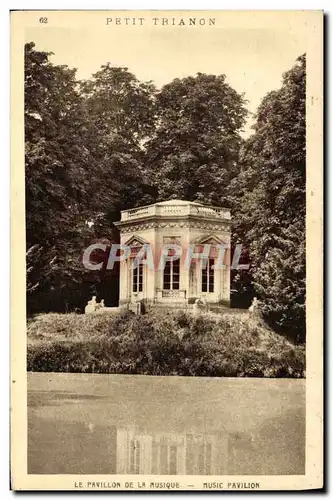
[[10, 10, 323, 490]]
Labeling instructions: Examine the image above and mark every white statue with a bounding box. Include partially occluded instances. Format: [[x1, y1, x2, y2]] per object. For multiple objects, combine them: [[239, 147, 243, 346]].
[[200, 296, 209, 313], [85, 295, 97, 314], [193, 298, 206, 316], [95, 298, 105, 311], [249, 297, 259, 315]]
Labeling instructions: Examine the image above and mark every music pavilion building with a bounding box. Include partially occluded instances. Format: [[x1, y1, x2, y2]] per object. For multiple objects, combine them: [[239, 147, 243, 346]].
[[114, 200, 231, 309]]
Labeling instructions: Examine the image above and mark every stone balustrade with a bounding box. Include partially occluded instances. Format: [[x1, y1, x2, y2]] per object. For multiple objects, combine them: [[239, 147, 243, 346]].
[[121, 202, 230, 221], [155, 289, 187, 301]]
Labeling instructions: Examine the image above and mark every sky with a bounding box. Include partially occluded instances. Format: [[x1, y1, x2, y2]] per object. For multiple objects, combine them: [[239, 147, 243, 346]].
[[26, 18, 307, 137]]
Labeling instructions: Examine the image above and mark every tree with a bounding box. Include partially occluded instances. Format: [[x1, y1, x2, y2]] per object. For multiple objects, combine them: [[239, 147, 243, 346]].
[[25, 42, 116, 313], [25, 45, 157, 313], [25, 42, 91, 246], [145, 73, 247, 206], [234, 55, 306, 342], [80, 64, 157, 210]]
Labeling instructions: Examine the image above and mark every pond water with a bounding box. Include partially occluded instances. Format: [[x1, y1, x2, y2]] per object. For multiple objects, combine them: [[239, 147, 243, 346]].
[[28, 373, 305, 475]]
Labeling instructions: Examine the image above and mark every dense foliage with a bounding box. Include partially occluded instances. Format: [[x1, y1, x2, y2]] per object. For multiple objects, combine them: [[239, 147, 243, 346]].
[[27, 310, 305, 377], [233, 55, 306, 342], [25, 43, 154, 313], [145, 73, 247, 205], [25, 42, 306, 342]]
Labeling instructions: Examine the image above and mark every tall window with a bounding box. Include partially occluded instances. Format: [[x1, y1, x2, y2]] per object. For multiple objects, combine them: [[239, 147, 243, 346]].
[[132, 263, 143, 293], [202, 258, 214, 292], [163, 259, 180, 290]]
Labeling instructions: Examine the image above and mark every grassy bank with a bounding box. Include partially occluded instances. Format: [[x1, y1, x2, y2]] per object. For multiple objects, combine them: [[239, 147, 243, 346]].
[[27, 310, 305, 378]]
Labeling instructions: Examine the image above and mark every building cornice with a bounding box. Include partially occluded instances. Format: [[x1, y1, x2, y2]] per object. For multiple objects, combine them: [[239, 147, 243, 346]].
[[115, 215, 231, 234]]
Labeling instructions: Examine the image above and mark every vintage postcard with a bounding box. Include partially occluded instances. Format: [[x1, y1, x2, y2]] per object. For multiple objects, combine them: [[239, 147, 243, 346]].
[[10, 10, 323, 491]]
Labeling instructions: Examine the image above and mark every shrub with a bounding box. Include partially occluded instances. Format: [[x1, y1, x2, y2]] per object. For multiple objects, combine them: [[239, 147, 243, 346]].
[[27, 310, 305, 377]]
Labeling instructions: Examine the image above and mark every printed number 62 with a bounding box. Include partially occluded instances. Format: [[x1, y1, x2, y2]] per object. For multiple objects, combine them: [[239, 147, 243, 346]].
[[39, 17, 48, 23]]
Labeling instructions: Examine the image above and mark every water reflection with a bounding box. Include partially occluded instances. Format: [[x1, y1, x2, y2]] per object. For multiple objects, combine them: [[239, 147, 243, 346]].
[[28, 374, 305, 475], [28, 417, 304, 475], [116, 427, 228, 475]]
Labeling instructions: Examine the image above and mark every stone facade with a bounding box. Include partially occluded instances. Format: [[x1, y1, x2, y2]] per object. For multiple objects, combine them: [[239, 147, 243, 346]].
[[114, 200, 231, 309]]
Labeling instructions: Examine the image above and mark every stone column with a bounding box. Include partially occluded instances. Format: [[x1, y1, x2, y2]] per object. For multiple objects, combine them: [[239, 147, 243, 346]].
[[119, 259, 129, 305]]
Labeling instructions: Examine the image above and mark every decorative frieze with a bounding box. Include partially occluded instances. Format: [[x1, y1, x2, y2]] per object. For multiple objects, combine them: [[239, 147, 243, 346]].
[[119, 221, 230, 233]]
